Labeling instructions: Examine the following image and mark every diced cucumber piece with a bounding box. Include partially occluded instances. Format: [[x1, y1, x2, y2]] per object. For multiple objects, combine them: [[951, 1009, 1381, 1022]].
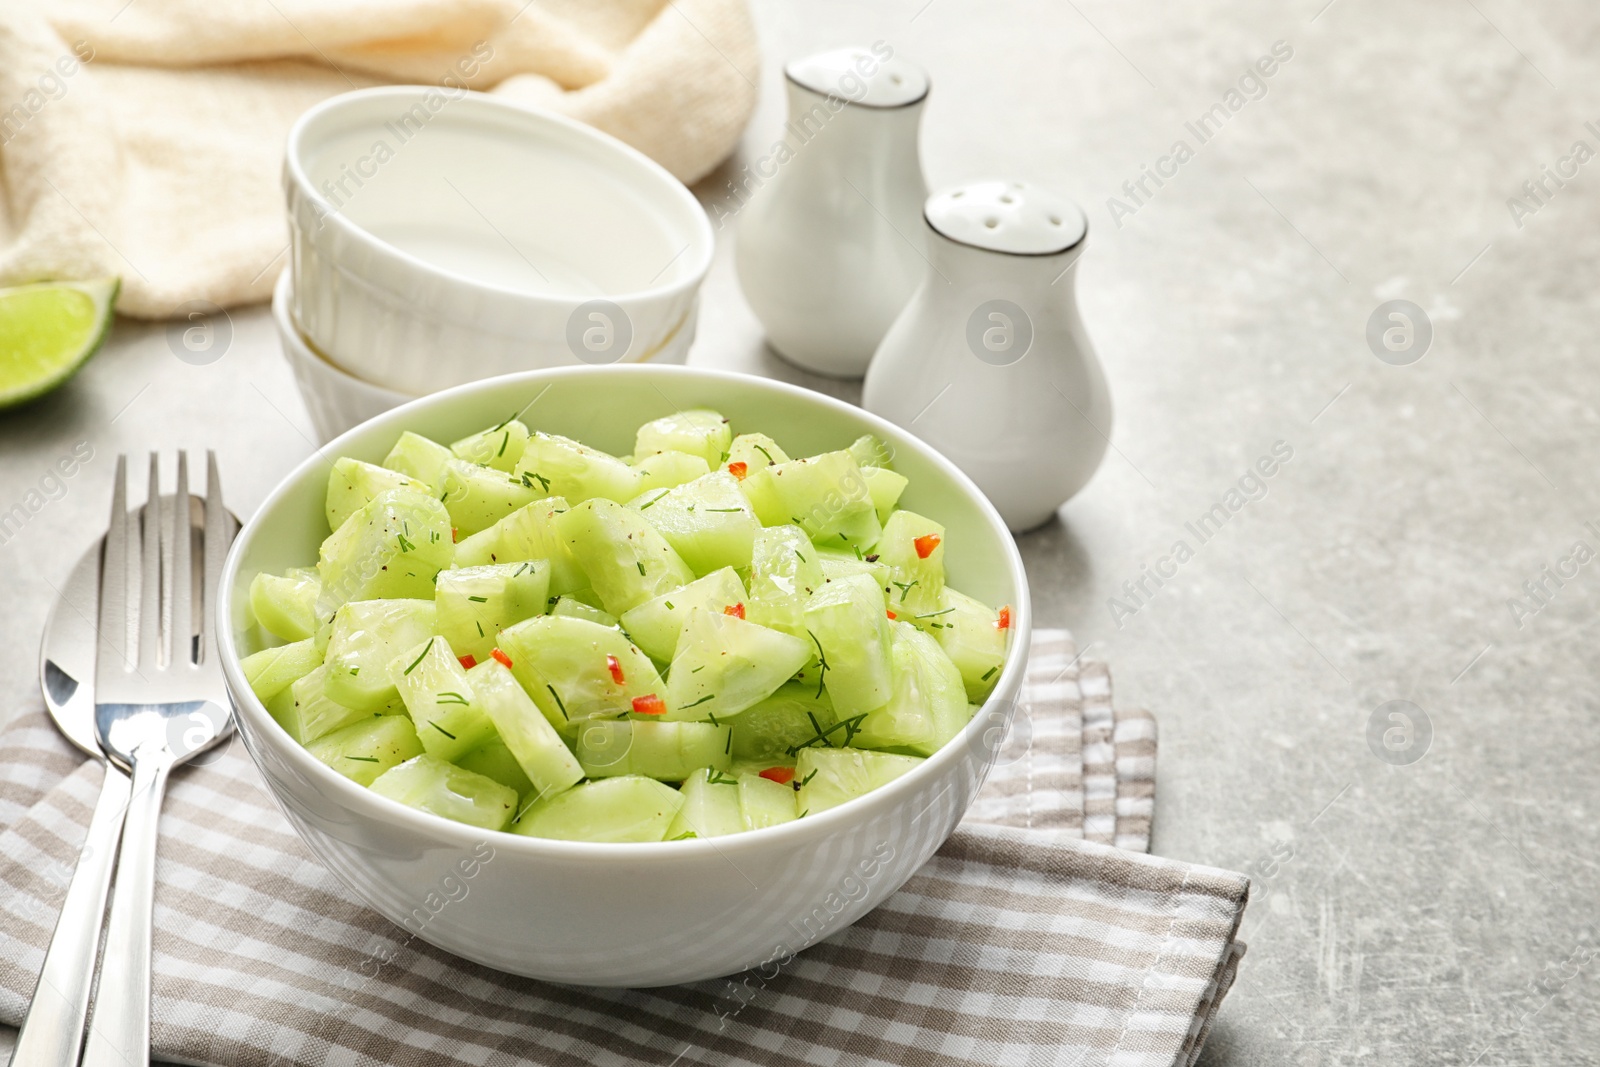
[[632, 450, 710, 493], [846, 434, 895, 470], [516, 432, 639, 504], [435, 561, 550, 661], [467, 660, 584, 803], [279, 663, 372, 743], [739, 772, 798, 830], [306, 714, 423, 786], [815, 547, 891, 590], [370, 754, 517, 831], [242, 638, 322, 704], [861, 466, 908, 524], [549, 596, 619, 627], [389, 636, 497, 762], [877, 509, 946, 624], [576, 719, 731, 779], [451, 418, 529, 473], [794, 747, 923, 815], [851, 621, 971, 755], [383, 431, 453, 489], [618, 567, 747, 663], [767, 450, 881, 549], [326, 457, 426, 533], [727, 432, 789, 471], [935, 587, 1008, 702], [729, 681, 837, 762], [561, 586, 609, 611], [630, 471, 760, 575], [511, 776, 684, 842], [323, 599, 439, 711], [634, 409, 732, 467], [664, 608, 811, 721], [555, 497, 694, 614], [454, 735, 535, 796], [803, 572, 893, 716], [317, 489, 454, 611], [746, 525, 824, 642], [496, 614, 664, 734], [249, 571, 321, 642], [439, 458, 540, 537], [665, 768, 743, 839], [453, 496, 586, 595]]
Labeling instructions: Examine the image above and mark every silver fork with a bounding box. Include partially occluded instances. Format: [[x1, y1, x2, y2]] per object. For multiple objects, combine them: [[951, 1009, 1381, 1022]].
[[80, 453, 236, 1067]]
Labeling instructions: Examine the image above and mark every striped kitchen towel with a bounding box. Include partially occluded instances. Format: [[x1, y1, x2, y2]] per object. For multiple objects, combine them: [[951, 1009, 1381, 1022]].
[[0, 630, 1247, 1067]]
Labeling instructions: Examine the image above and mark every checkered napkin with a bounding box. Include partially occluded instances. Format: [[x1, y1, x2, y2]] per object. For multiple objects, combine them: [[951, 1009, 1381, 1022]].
[[0, 630, 1248, 1067]]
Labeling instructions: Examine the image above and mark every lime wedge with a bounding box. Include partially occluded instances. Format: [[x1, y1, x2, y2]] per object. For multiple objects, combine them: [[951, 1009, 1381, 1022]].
[[0, 277, 120, 409]]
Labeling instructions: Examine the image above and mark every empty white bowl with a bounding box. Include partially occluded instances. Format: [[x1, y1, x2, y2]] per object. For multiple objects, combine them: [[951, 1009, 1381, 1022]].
[[271, 270, 413, 443], [284, 87, 710, 395], [218, 366, 1032, 986]]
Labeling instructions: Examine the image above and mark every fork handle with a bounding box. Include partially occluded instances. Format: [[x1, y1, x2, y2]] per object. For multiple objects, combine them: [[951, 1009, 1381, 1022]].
[[10, 761, 132, 1067], [80, 751, 173, 1067]]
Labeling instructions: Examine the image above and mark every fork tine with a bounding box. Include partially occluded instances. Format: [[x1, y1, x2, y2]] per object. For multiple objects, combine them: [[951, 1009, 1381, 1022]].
[[98, 455, 131, 677], [137, 454, 162, 672], [170, 452, 193, 666], [200, 451, 229, 666]]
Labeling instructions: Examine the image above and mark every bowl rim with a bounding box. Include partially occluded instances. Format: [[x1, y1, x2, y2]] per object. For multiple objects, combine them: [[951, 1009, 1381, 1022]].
[[271, 269, 417, 402], [283, 86, 715, 309], [218, 365, 1033, 862]]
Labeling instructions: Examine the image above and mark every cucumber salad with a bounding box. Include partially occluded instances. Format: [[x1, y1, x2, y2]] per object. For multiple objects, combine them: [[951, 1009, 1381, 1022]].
[[241, 410, 1011, 843]]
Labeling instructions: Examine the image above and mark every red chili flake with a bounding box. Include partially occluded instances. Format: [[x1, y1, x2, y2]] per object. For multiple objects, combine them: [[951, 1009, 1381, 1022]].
[[458, 654, 477, 670], [886, 609, 897, 620], [723, 602, 746, 619], [760, 766, 796, 785], [451, 527, 458, 543], [727, 461, 748, 480], [996, 606, 1012, 630], [913, 533, 942, 559], [606, 654, 625, 684], [491, 648, 513, 668], [631, 693, 666, 716]]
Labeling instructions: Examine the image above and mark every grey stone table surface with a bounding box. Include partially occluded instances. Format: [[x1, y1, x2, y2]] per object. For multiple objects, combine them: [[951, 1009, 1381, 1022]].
[[3, 1, 1598, 1064]]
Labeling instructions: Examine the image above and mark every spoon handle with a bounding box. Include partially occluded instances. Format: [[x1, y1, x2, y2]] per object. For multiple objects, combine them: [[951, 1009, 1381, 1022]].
[[11, 761, 132, 1067], [80, 753, 172, 1067]]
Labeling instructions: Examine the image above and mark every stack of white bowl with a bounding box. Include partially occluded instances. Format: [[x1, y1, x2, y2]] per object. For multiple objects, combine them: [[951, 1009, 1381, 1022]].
[[274, 87, 714, 442]]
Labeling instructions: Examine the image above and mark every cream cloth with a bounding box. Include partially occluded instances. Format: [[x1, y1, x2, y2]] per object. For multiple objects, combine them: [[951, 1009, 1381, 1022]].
[[0, 630, 1248, 1066], [0, 0, 757, 317]]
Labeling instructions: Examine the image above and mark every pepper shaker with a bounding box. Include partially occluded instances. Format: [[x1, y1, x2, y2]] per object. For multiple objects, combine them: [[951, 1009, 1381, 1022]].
[[735, 45, 929, 378], [863, 181, 1110, 531]]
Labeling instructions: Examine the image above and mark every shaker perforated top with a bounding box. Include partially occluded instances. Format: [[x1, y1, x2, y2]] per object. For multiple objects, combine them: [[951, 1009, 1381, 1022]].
[[925, 181, 1088, 256], [784, 47, 929, 108]]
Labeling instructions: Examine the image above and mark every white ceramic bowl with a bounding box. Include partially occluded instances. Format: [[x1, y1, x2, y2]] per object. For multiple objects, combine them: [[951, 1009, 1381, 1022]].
[[218, 367, 1032, 986], [284, 87, 710, 396], [271, 270, 414, 443]]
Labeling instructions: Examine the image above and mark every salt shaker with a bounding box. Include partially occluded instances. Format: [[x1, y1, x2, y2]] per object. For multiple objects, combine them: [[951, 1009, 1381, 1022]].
[[735, 45, 929, 378], [862, 181, 1110, 532]]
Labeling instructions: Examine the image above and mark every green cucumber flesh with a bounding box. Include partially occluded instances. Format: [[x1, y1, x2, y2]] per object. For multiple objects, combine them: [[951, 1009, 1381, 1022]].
[[388, 636, 497, 762], [746, 524, 824, 642], [729, 680, 837, 762], [767, 450, 881, 550], [632, 450, 710, 493], [794, 747, 923, 815], [738, 772, 798, 830], [323, 599, 439, 711], [383, 431, 454, 489], [249, 570, 321, 642], [631, 470, 760, 575], [326, 457, 424, 533], [317, 489, 454, 612], [576, 719, 731, 779], [511, 775, 684, 842], [634, 409, 732, 467], [453, 496, 586, 594], [496, 614, 664, 733], [516, 432, 639, 504], [439, 458, 541, 537], [876, 509, 946, 624], [306, 714, 423, 786], [242, 637, 322, 705], [370, 754, 518, 831], [803, 572, 894, 716], [665, 767, 744, 839], [617, 567, 747, 664], [851, 621, 971, 755], [935, 586, 1008, 703], [451, 418, 529, 473], [467, 660, 584, 802], [664, 608, 811, 721], [555, 496, 694, 614], [435, 561, 550, 661]]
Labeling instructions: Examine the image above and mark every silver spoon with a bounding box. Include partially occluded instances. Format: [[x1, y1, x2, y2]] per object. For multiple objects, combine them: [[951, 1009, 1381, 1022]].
[[15, 480, 234, 1067]]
